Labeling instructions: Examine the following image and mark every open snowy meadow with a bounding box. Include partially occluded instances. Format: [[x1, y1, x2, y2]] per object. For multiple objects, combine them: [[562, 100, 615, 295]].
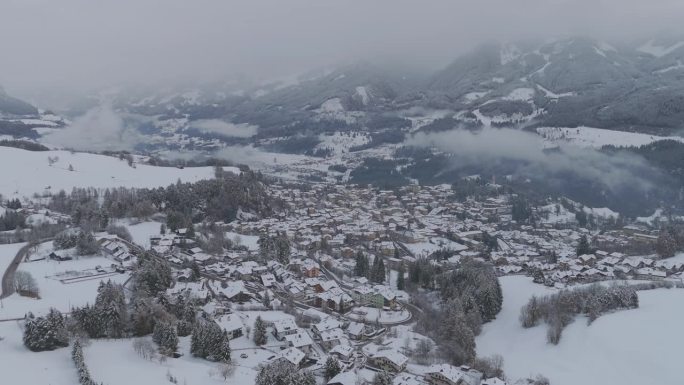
[[0, 147, 238, 198], [477, 276, 683, 385]]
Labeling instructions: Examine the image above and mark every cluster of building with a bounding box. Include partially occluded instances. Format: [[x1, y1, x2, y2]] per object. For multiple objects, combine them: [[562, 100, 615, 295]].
[[125, 181, 680, 385]]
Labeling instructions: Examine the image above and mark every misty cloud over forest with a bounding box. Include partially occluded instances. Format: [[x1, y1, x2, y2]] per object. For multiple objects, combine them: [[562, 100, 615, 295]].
[[407, 128, 662, 193]]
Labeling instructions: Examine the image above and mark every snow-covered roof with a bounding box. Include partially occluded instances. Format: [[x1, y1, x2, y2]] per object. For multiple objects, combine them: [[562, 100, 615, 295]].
[[372, 349, 408, 367], [285, 330, 313, 348], [327, 371, 357, 385], [276, 347, 305, 366], [425, 364, 482, 385]]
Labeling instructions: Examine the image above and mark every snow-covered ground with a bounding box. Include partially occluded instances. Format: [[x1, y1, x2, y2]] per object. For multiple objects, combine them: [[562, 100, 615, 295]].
[[537, 126, 684, 148], [404, 238, 468, 257], [477, 276, 683, 385], [0, 322, 77, 385], [225, 232, 259, 251], [85, 337, 258, 385], [115, 219, 163, 249], [347, 306, 411, 324], [0, 147, 236, 198], [0, 245, 129, 319]]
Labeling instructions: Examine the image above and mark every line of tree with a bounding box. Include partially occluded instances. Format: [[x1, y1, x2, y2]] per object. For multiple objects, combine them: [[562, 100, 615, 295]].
[[413, 260, 503, 366], [520, 284, 639, 344], [46, 169, 282, 232], [190, 315, 232, 363], [72, 340, 101, 385], [258, 232, 291, 264], [0, 210, 26, 231], [656, 225, 684, 258]]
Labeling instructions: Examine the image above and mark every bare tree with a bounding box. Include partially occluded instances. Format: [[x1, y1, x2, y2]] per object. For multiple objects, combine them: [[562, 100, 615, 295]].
[[14, 271, 39, 296]]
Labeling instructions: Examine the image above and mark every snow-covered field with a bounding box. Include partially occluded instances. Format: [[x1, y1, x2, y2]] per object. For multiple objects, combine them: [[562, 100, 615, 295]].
[[0, 322, 77, 385], [477, 276, 683, 385], [85, 337, 258, 385], [0, 147, 236, 198], [347, 306, 411, 324], [0, 245, 129, 319], [537, 126, 684, 148], [405, 238, 468, 257], [115, 219, 163, 249], [225, 232, 259, 251]]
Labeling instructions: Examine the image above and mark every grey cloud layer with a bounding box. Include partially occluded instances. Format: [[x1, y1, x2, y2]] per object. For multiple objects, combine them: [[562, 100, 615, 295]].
[[2, 0, 684, 94], [408, 128, 659, 192]]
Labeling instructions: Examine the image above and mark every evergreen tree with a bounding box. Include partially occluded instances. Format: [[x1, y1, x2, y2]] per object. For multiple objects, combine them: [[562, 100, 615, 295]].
[[72, 340, 98, 385], [371, 256, 386, 283], [94, 280, 128, 338], [191, 317, 231, 362], [23, 309, 69, 352], [133, 254, 173, 296], [576, 235, 591, 256], [547, 251, 558, 264], [372, 370, 393, 385], [153, 321, 179, 355], [354, 251, 369, 277], [575, 210, 588, 227], [396, 262, 405, 290], [262, 291, 271, 309], [439, 298, 476, 365], [258, 232, 291, 264], [130, 297, 155, 336], [324, 356, 341, 380], [255, 360, 315, 385], [253, 316, 267, 346], [656, 230, 677, 258], [511, 195, 532, 223]]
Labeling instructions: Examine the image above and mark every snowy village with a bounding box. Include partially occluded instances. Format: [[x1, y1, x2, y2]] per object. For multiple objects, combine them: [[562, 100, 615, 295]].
[[0, 157, 682, 385]]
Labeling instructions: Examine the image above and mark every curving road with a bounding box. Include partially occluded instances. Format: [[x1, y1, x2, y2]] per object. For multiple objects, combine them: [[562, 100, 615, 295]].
[[1, 242, 39, 299]]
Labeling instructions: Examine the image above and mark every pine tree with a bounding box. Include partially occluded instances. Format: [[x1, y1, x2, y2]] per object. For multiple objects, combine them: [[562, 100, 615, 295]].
[[396, 262, 405, 290], [656, 230, 676, 258], [354, 251, 368, 277], [262, 291, 271, 309], [191, 317, 231, 363], [256, 360, 314, 385], [153, 321, 178, 355], [371, 256, 386, 283], [253, 316, 267, 346], [131, 298, 155, 336], [23, 308, 69, 351], [372, 370, 393, 385], [324, 356, 341, 380], [439, 298, 476, 365], [94, 280, 128, 338], [576, 235, 591, 256]]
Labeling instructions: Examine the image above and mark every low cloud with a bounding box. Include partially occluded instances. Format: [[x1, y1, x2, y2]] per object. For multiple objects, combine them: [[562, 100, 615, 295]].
[[407, 128, 659, 192], [42, 106, 143, 151], [190, 120, 258, 138]]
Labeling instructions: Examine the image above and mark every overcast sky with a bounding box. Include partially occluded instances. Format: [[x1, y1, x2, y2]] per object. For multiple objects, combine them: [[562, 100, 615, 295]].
[[2, 0, 684, 95]]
